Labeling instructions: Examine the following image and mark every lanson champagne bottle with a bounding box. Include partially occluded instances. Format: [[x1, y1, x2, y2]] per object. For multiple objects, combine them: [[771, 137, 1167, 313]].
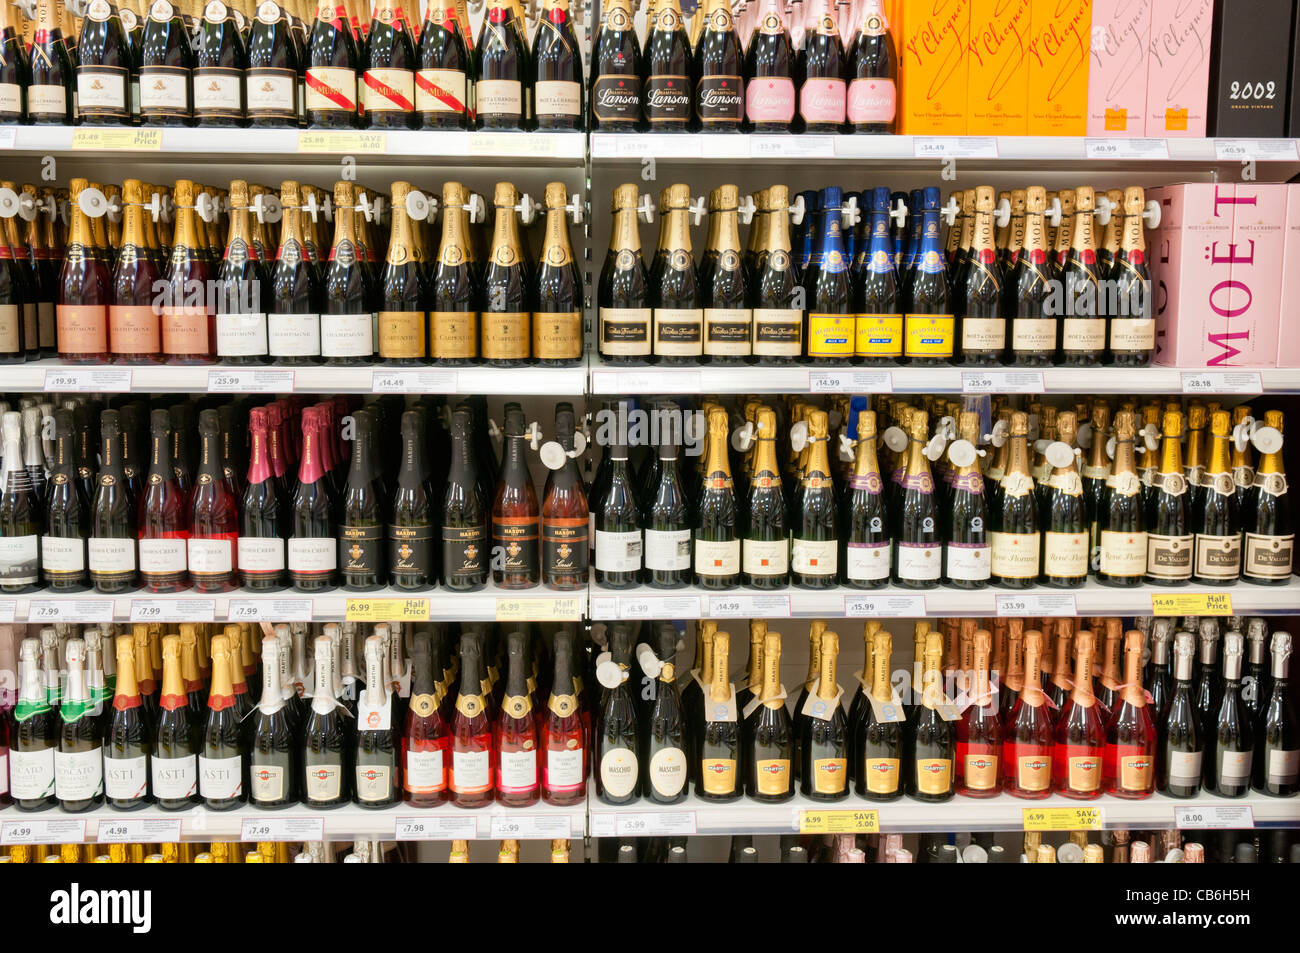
[[846, 0, 896, 133], [693, 0, 743, 130], [589, 0, 641, 130], [743, 0, 793, 132], [644, 0, 692, 131]]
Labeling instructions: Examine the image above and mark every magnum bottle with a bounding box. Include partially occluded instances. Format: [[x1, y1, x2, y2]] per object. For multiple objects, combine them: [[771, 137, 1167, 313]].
[[532, 0, 583, 129], [306, 0, 360, 126], [1146, 410, 1193, 585], [416, 0, 469, 128], [905, 187, 952, 365], [589, 0, 640, 129], [138, 0, 194, 125], [475, 0, 528, 130], [76, 0, 132, 124], [361, 0, 416, 126], [651, 184, 702, 364], [599, 184, 651, 364], [245, 0, 301, 126], [752, 185, 802, 363], [194, 0, 248, 125], [694, 0, 743, 129], [431, 181, 478, 364], [442, 408, 488, 591], [1110, 186, 1154, 365], [482, 182, 531, 366], [742, 0, 793, 132], [644, 0, 691, 129], [700, 185, 750, 364], [534, 182, 582, 366]]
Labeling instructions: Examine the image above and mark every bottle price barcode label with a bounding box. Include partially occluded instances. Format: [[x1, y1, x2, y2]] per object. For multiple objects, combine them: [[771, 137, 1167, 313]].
[[1213, 139, 1299, 161], [240, 817, 324, 842], [611, 811, 698, 837], [0, 600, 15, 623], [495, 596, 582, 622], [995, 593, 1077, 617], [130, 599, 215, 623], [1084, 138, 1169, 160], [706, 594, 790, 618], [591, 369, 701, 394], [97, 818, 182, 844], [1022, 807, 1103, 831], [1173, 805, 1254, 830], [615, 594, 704, 620], [227, 598, 314, 622], [808, 370, 894, 394], [345, 598, 430, 622], [913, 137, 998, 158], [371, 370, 458, 394], [844, 594, 926, 618], [487, 814, 572, 840], [799, 809, 880, 834], [470, 133, 561, 158], [2, 819, 87, 845], [1180, 371, 1263, 395], [298, 131, 386, 153], [961, 370, 1044, 394], [1151, 592, 1233, 616], [27, 599, 114, 623], [394, 815, 478, 840], [750, 135, 834, 158], [44, 367, 133, 393], [208, 369, 295, 394]]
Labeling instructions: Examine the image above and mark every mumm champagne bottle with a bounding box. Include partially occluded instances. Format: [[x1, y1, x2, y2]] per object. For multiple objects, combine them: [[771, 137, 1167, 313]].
[[598, 184, 651, 365], [416, 0, 469, 128], [431, 181, 478, 364], [77, 0, 132, 124], [589, 0, 640, 130], [743, 0, 793, 132], [306, 0, 360, 127], [481, 182, 531, 367], [361, 0, 416, 127], [651, 184, 702, 364]]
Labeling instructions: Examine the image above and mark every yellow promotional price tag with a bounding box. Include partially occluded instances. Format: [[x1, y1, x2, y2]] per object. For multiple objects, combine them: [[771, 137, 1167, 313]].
[[1150, 592, 1233, 617], [495, 597, 582, 622], [469, 133, 558, 158], [345, 598, 430, 622], [1022, 806, 1103, 831], [297, 131, 387, 154], [798, 809, 879, 835], [72, 128, 162, 150]]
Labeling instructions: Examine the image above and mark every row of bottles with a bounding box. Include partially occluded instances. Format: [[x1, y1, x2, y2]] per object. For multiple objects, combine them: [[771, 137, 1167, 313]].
[[598, 181, 1154, 368]]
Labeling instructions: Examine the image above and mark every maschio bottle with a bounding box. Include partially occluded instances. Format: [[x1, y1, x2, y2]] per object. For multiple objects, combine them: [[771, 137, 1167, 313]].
[[650, 184, 702, 364], [694, 0, 742, 130], [598, 184, 651, 365], [644, 0, 691, 130], [76, 0, 132, 124], [804, 186, 852, 365], [534, 182, 583, 366], [415, 0, 469, 128], [751, 185, 802, 363], [742, 0, 793, 132]]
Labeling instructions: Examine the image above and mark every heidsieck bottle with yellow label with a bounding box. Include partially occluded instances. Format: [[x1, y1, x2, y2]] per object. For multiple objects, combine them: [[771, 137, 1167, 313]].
[[430, 181, 478, 365], [481, 182, 531, 366], [534, 183, 582, 366], [700, 185, 750, 365], [650, 184, 702, 365], [904, 186, 952, 366], [855, 187, 901, 365], [598, 184, 650, 365], [751, 186, 802, 364], [377, 181, 426, 365], [804, 186, 853, 365]]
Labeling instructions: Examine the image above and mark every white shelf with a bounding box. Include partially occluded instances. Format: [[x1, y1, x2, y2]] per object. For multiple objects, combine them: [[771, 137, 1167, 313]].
[[589, 578, 1300, 621]]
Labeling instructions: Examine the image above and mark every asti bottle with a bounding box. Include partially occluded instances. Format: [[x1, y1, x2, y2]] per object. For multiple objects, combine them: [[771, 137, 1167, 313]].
[[1255, 632, 1298, 796], [598, 184, 651, 365], [1054, 630, 1104, 799], [1002, 629, 1053, 799], [151, 633, 199, 809], [695, 406, 740, 589], [846, 0, 896, 133], [534, 182, 583, 366], [589, 0, 640, 129], [804, 186, 853, 364], [361, 0, 416, 126], [904, 187, 952, 365], [643, 0, 691, 130], [416, 0, 469, 128], [650, 184, 702, 364], [306, 0, 359, 126], [1243, 410, 1291, 585], [76, 0, 131, 124], [475, 0, 528, 129]]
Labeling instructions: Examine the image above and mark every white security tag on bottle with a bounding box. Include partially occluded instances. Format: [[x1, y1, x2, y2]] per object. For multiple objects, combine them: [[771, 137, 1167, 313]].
[[882, 426, 908, 453], [1044, 441, 1076, 469], [636, 643, 663, 679], [948, 439, 978, 468]]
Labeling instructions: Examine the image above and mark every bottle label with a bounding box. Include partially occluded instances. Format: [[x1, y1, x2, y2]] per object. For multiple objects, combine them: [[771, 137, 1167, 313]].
[[533, 310, 582, 361], [1234, 464, 1255, 492], [847, 77, 896, 123], [77, 67, 128, 115], [305, 763, 343, 802], [41, 536, 86, 576], [855, 314, 903, 358], [1119, 752, 1154, 792], [646, 75, 691, 122], [697, 74, 743, 123], [914, 757, 952, 795], [807, 313, 855, 358], [1042, 531, 1088, 579], [703, 307, 752, 356], [750, 756, 789, 795], [1109, 317, 1155, 351], [700, 757, 737, 795], [415, 68, 467, 113], [1194, 533, 1241, 579], [443, 525, 486, 582], [54, 747, 104, 801], [649, 747, 687, 797], [694, 538, 740, 577], [475, 79, 522, 119], [545, 746, 585, 792], [592, 74, 641, 121], [139, 66, 190, 113], [863, 757, 900, 794], [0, 535, 39, 585], [1011, 317, 1057, 352], [542, 517, 589, 580], [389, 524, 434, 582], [599, 307, 651, 356], [843, 540, 890, 581], [497, 747, 538, 793], [1057, 746, 1102, 793], [752, 308, 802, 356], [812, 757, 848, 795], [198, 754, 242, 799], [1145, 533, 1193, 580], [288, 536, 337, 575], [599, 747, 639, 797], [361, 68, 415, 112], [944, 541, 990, 582], [743, 537, 789, 577], [0, 304, 17, 353], [246, 68, 297, 116], [305, 66, 357, 112], [644, 529, 691, 570], [377, 311, 425, 360], [1267, 748, 1299, 786], [595, 528, 642, 573], [1167, 749, 1202, 788], [799, 77, 846, 123], [0, 84, 19, 115], [9, 747, 55, 800], [238, 536, 285, 575], [1099, 530, 1146, 577], [989, 532, 1040, 579], [1004, 743, 1051, 792], [320, 312, 373, 357], [791, 537, 837, 577], [404, 748, 446, 793], [250, 763, 285, 802], [896, 541, 942, 581], [961, 317, 1005, 351], [187, 537, 233, 576], [1218, 749, 1252, 784], [481, 312, 530, 360], [56, 304, 109, 354], [151, 754, 198, 799], [194, 67, 243, 116], [215, 312, 269, 357], [746, 76, 794, 123], [652, 308, 704, 357], [450, 748, 491, 794], [339, 523, 383, 577], [426, 310, 476, 359], [492, 516, 539, 577], [1061, 317, 1106, 351], [267, 312, 322, 356], [535, 79, 582, 117], [138, 537, 188, 576], [104, 754, 148, 800], [160, 306, 210, 356], [1243, 533, 1293, 579], [957, 745, 998, 791], [26, 84, 69, 118], [903, 315, 955, 358], [355, 764, 393, 802], [108, 303, 163, 355]]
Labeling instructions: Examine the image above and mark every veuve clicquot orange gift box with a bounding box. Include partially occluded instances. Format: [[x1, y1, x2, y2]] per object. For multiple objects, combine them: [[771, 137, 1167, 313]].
[[967, 0, 1032, 135], [898, 0, 972, 134], [1026, 0, 1093, 135]]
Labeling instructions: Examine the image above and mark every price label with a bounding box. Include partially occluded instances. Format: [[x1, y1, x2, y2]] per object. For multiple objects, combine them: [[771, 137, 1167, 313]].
[[591, 369, 702, 394], [1022, 806, 1103, 831], [808, 370, 894, 394], [1173, 805, 1254, 830], [72, 128, 162, 151], [1180, 371, 1263, 395], [844, 594, 926, 618], [1084, 138, 1169, 160], [44, 367, 133, 393], [27, 599, 114, 624], [240, 816, 325, 842], [130, 598, 216, 623], [208, 368, 295, 394], [227, 598, 314, 622], [961, 370, 1045, 394], [1213, 138, 1299, 162], [617, 594, 703, 620], [488, 813, 572, 840], [0, 600, 15, 623], [371, 370, 458, 394], [706, 593, 790, 618], [97, 818, 182, 844], [1151, 592, 1233, 617], [469, 133, 559, 158], [799, 809, 880, 835], [913, 137, 998, 159], [612, 811, 697, 837], [394, 815, 478, 841], [2, 818, 87, 845], [298, 131, 386, 153], [0, 128, 16, 149], [345, 598, 430, 622], [495, 596, 582, 622], [751, 135, 834, 159], [995, 593, 1077, 617], [589, 596, 618, 620]]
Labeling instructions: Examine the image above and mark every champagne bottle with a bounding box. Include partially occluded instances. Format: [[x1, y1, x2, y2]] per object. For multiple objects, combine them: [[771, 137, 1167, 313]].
[[905, 187, 952, 365], [482, 182, 530, 366], [377, 181, 426, 364], [320, 181, 374, 364], [695, 406, 740, 589], [0, 1, 30, 124], [532, 0, 583, 129], [855, 187, 902, 364], [846, 0, 895, 132], [595, 624, 639, 804], [1146, 410, 1193, 585], [430, 181, 478, 364], [589, 0, 640, 130], [644, 623, 687, 803], [288, 406, 338, 591], [909, 632, 954, 802], [213, 181, 269, 364], [644, 0, 691, 130], [55, 639, 104, 813], [598, 184, 651, 365], [238, 407, 287, 591], [792, 409, 837, 587], [805, 186, 853, 364], [188, 408, 238, 593], [958, 186, 1004, 364], [749, 186, 800, 363], [441, 407, 488, 591], [700, 185, 750, 364], [693, 0, 742, 129], [1255, 632, 1298, 796], [28, 0, 74, 124], [842, 409, 889, 588], [77, 0, 132, 124], [1156, 632, 1202, 798], [57, 180, 111, 365], [541, 632, 586, 804], [306, 0, 360, 126], [743, 0, 793, 131], [800, 630, 848, 800], [1206, 633, 1252, 798], [892, 408, 940, 587], [743, 406, 789, 588], [0, 412, 40, 593], [747, 631, 792, 802], [194, 0, 247, 124], [137, 409, 189, 593], [990, 411, 1039, 588], [267, 181, 322, 365], [1244, 411, 1292, 584], [1002, 629, 1052, 798], [1193, 410, 1242, 585], [1110, 186, 1154, 365], [593, 434, 641, 588], [415, 0, 469, 127], [361, 0, 415, 126], [138, 0, 194, 124], [642, 419, 692, 588], [245, 0, 301, 126], [796, 0, 845, 132], [944, 410, 990, 589], [1059, 186, 1104, 366], [1041, 411, 1088, 587], [651, 184, 702, 364], [1098, 410, 1147, 586], [534, 182, 583, 366], [1054, 630, 1105, 799], [474, 0, 528, 129], [1007, 186, 1055, 365]]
